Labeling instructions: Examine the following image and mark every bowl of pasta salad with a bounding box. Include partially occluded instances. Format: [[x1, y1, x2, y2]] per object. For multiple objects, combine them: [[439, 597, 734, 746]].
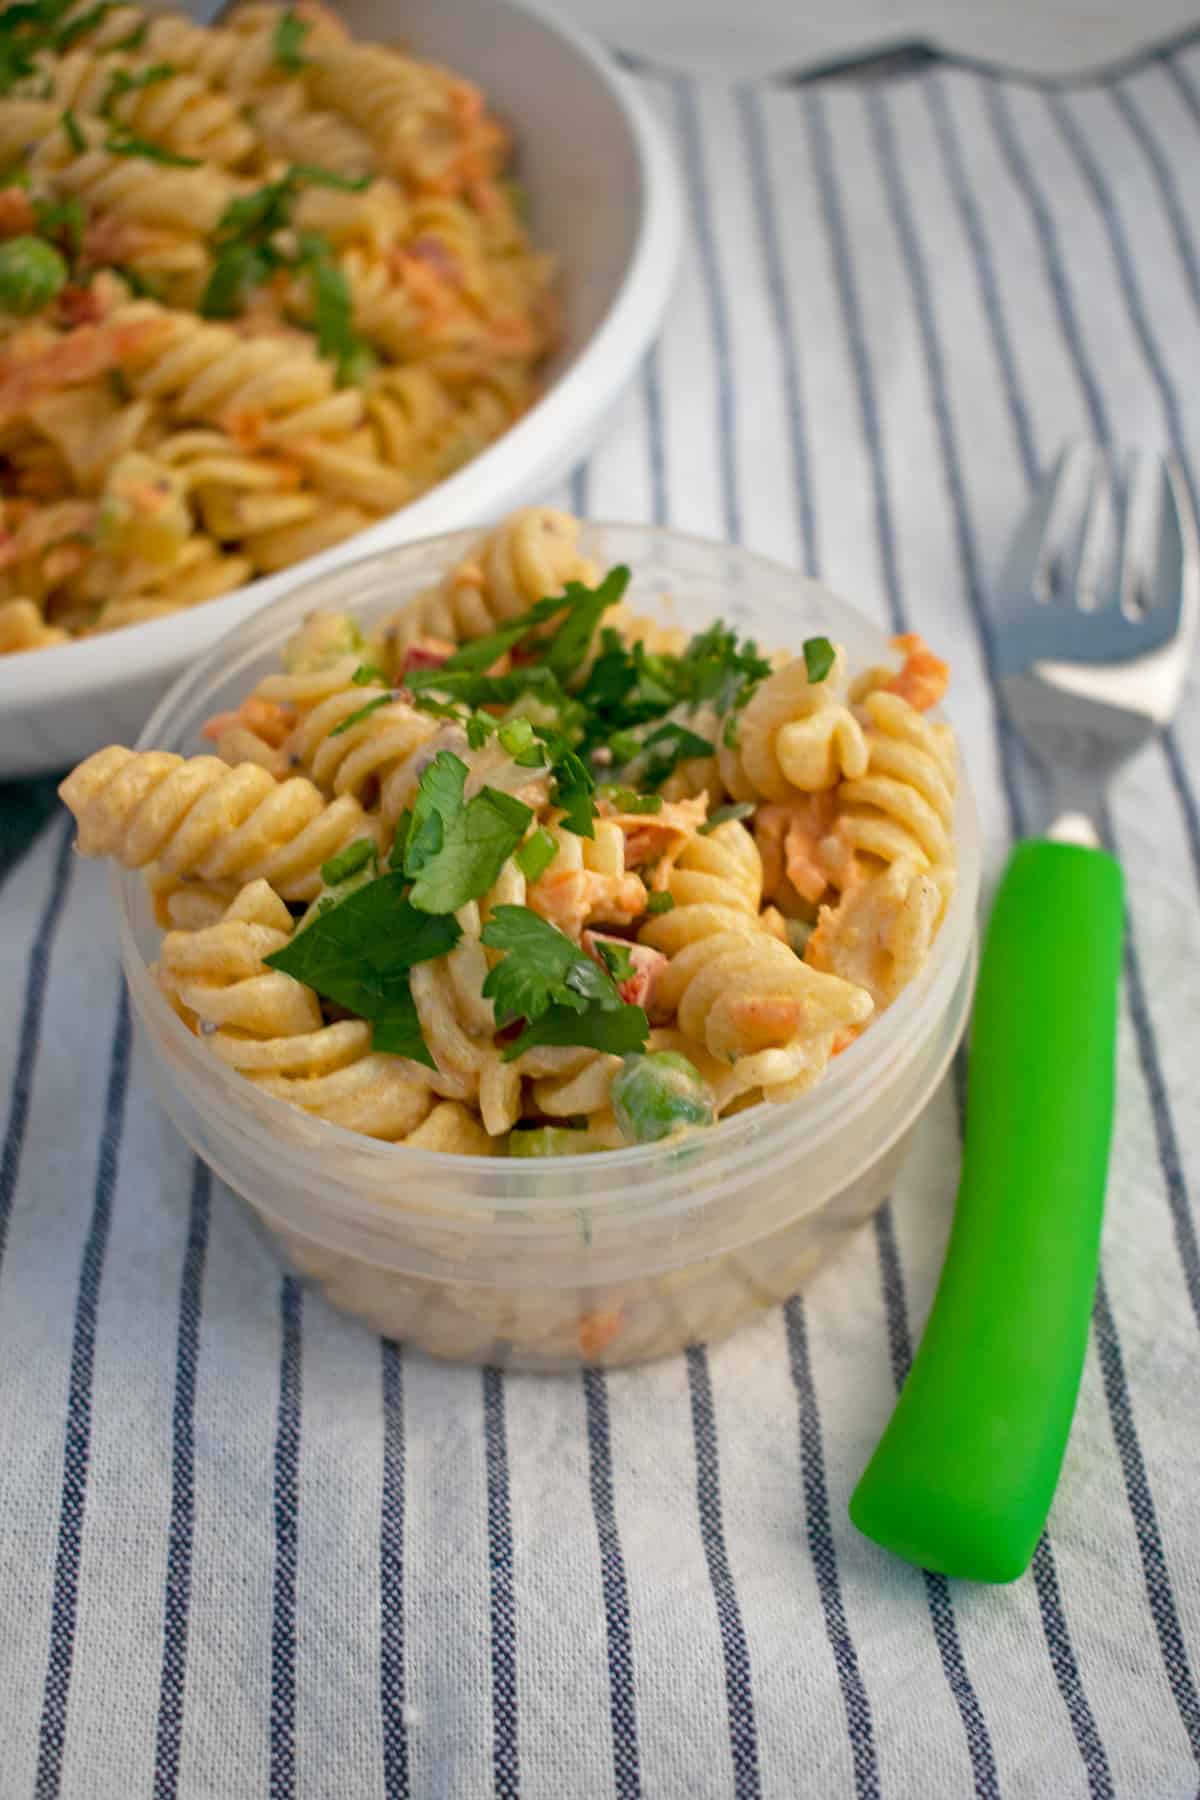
[[0, 0, 681, 774], [61, 510, 980, 1368]]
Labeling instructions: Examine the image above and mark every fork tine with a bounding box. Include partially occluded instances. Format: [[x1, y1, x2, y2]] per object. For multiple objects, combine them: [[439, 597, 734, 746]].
[[1142, 457, 1187, 631], [996, 445, 1075, 609], [1070, 451, 1118, 613]]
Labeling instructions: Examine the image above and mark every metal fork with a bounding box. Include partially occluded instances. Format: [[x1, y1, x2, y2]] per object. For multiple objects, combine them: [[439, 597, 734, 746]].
[[997, 445, 1198, 847], [851, 446, 1198, 1584]]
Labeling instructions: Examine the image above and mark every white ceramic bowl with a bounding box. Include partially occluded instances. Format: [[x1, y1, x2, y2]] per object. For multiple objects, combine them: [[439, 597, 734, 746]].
[[0, 0, 682, 779], [117, 525, 980, 1370]]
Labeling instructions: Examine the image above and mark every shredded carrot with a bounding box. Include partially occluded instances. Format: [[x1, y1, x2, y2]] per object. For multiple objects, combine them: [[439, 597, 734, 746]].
[[202, 695, 295, 747], [578, 1307, 623, 1360], [0, 189, 35, 236], [0, 316, 168, 427], [886, 633, 949, 712]]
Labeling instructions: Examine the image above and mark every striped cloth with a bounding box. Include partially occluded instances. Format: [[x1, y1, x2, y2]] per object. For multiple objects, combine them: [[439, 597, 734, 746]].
[[2, 38, 1200, 1800]]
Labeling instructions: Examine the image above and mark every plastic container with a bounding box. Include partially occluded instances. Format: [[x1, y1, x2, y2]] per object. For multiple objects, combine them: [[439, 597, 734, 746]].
[[116, 526, 980, 1370]]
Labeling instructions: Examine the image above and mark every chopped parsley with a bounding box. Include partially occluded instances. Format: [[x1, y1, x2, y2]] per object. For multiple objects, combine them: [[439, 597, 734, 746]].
[[61, 108, 86, 153], [101, 61, 175, 115], [32, 193, 84, 256], [264, 872, 461, 1068], [400, 751, 532, 914], [328, 692, 392, 736], [698, 801, 756, 834], [200, 168, 371, 378], [515, 826, 556, 884], [273, 6, 310, 71], [574, 618, 769, 761], [103, 131, 201, 167], [110, 19, 147, 50], [637, 720, 715, 789], [598, 786, 662, 815], [595, 938, 634, 982], [542, 567, 630, 682], [407, 569, 627, 691], [645, 890, 675, 915], [498, 717, 535, 758], [53, 1, 112, 50], [803, 635, 836, 683], [481, 907, 648, 1061], [301, 233, 361, 384], [548, 743, 596, 838], [319, 836, 376, 887], [501, 1003, 649, 1060]]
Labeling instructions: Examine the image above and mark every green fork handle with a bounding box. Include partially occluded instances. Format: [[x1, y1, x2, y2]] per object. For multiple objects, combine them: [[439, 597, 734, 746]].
[[849, 839, 1125, 1583]]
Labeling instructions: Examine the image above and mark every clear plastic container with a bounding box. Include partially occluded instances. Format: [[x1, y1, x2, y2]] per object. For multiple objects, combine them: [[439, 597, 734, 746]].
[[117, 526, 980, 1370]]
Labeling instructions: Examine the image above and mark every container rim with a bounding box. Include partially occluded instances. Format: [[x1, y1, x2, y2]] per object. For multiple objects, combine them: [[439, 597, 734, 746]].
[[116, 521, 981, 1218]]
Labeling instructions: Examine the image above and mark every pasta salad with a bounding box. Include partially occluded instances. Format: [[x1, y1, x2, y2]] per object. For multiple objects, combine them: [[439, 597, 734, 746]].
[[60, 506, 959, 1157], [0, 0, 555, 651]]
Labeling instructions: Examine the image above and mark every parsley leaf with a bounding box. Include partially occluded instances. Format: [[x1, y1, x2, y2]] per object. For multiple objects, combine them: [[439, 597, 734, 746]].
[[301, 236, 362, 383], [273, 6, 310, 71], [370, 985, 435, 1066], [328, 692, 393, 737], [351, 661, 387, 685], [104, 131, 201, 167], [53, 1, 111, 50], [61, 108, 86, 153], [598, 786, 661, 815], [403, 751, 466, 877], [803, 635, 836, 683], [101, 61, 174, 116], [264, 871, 461, 1068], [698, 801, 756, 834], [547, 744, 595, 838], [638, 720, 714, 788], [199, 242, 273, 319], [645, 890, 675, 915], [287, 163, 370, 193], [481, 907, 621, 1026], [401, 752, 533, 913], [319, 836, 376, 886], [417, 592, 568, 678], [542, 566, 630, 683], [679, 620, 771, 712], [389, 808, 413, 871], [409, 664, 580, 728], [407, 785, 533, 915], [515, 826, 556, 883], [32, 193, 83, 256], [503, 1002, 649, 1062], [595, 939, 634, 982]]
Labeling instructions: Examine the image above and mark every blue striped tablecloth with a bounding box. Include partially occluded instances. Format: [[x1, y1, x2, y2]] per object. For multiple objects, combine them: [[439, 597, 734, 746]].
[[3, 36, 1200, 1800]]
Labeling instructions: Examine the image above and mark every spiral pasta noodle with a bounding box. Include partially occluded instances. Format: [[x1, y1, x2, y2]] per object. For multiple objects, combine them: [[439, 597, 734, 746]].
[[34, 49, 256, 166], [717, 644, 868, 802], [60, 744, 382, 899], [830, 689, 956, 874], [158, 879, 447, 1139], [804, 857, 950, 1013], [380, 508, 597, 660]]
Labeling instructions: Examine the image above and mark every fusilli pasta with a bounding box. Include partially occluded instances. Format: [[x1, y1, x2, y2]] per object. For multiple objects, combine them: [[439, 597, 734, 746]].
[[59, 513, 961, 1176], [0, 1, 555, 652]]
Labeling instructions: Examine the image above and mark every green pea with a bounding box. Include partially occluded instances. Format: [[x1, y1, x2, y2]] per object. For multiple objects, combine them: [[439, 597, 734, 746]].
[[508, 1126, 592, 1158], [0, 237, 68, 315], [611, 1050, 715, 1145]]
